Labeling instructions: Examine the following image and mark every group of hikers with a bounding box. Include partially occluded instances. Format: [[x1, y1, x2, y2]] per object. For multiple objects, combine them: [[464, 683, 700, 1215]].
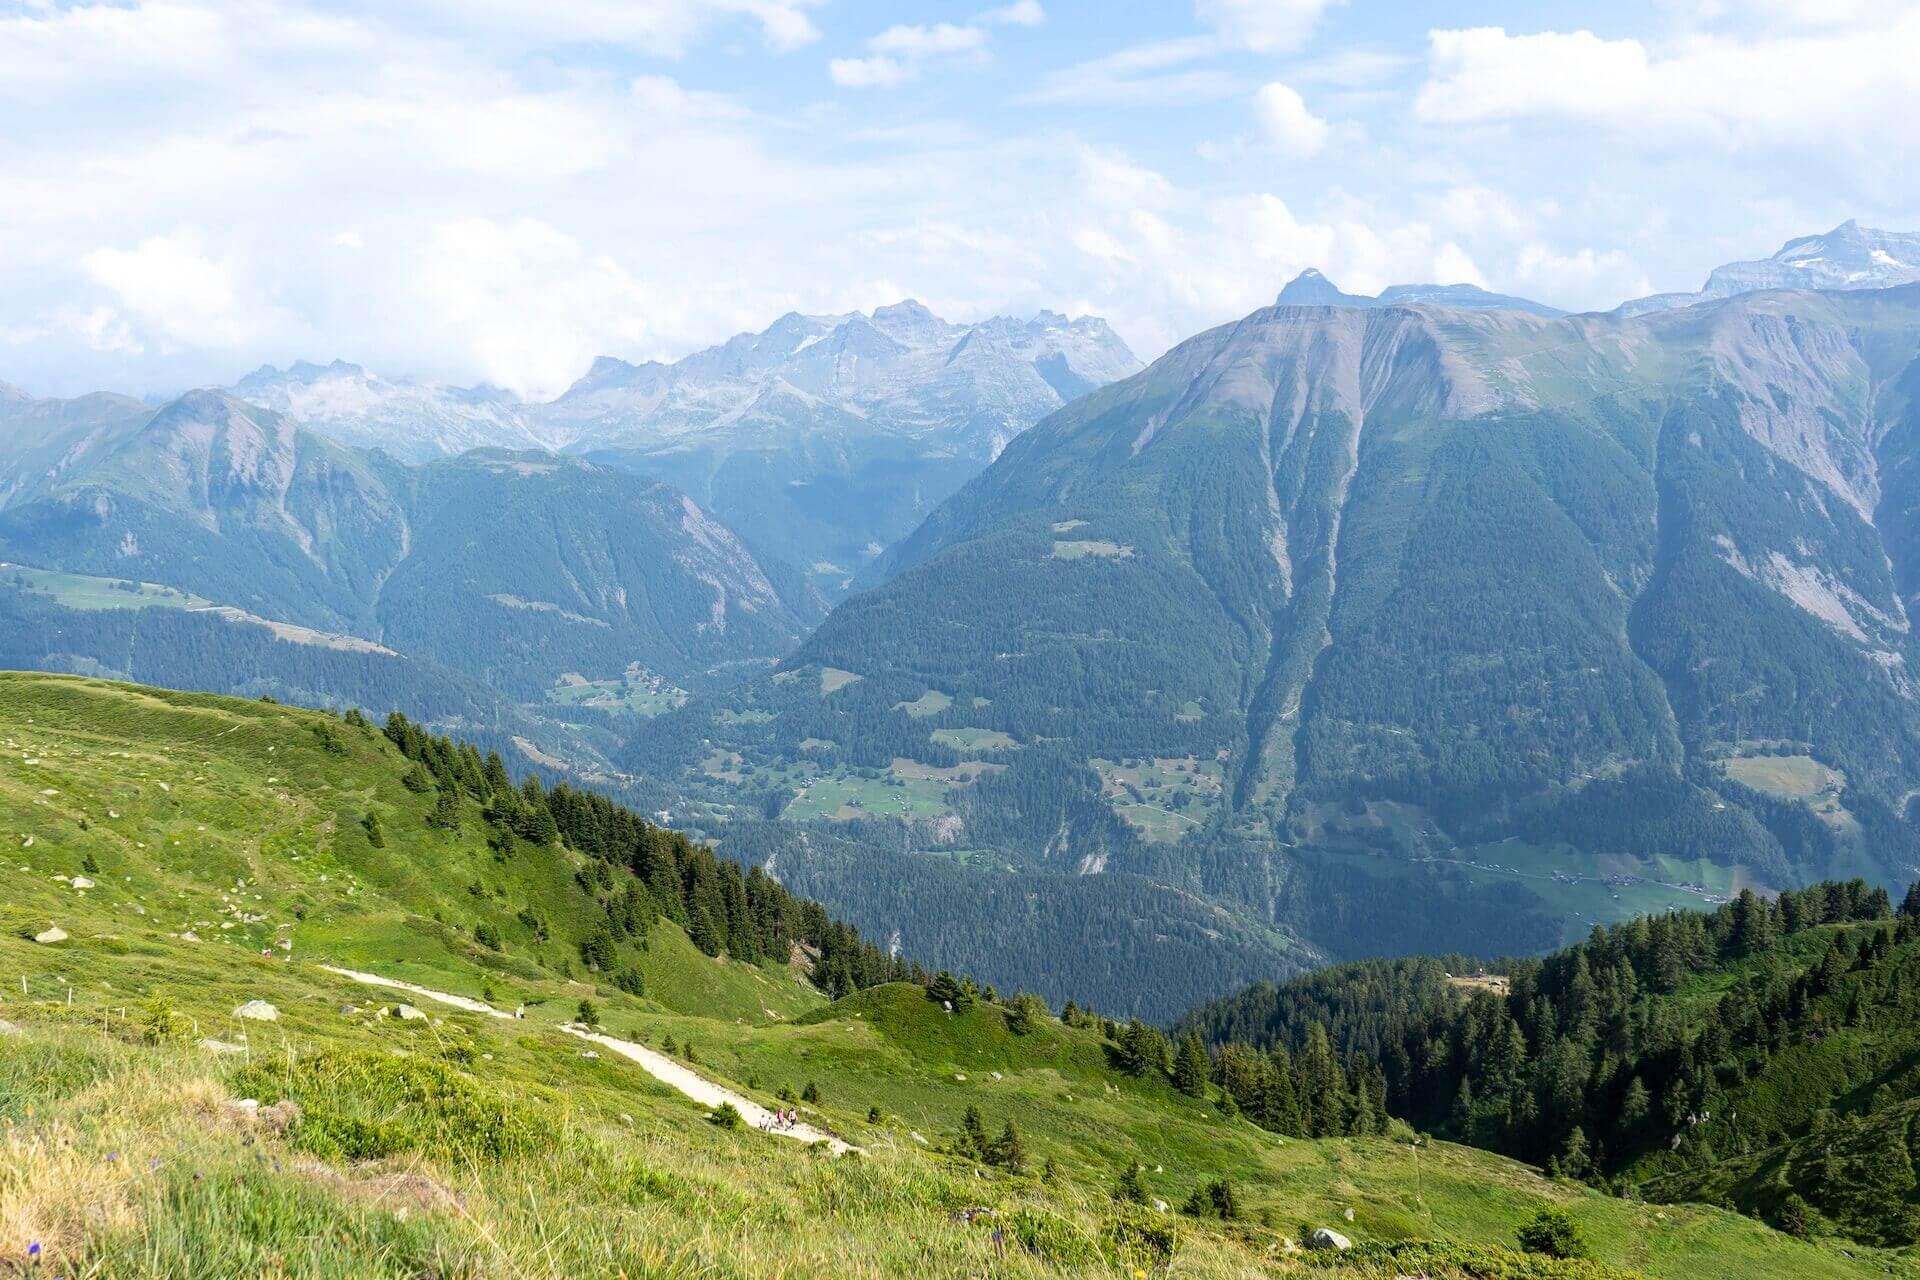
[[761, 1108, 803, 1133]]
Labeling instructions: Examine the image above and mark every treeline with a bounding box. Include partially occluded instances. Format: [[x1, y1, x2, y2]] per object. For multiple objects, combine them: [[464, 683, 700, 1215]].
[[0, 591, 499, 726], [1181, 880, 1899, 1180], [378, 710, 913, 998]]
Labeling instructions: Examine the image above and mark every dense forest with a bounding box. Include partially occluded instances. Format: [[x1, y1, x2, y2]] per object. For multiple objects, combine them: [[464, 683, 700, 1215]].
[[1177, 880, 1920, 1245], [377, 710, 912, 998]]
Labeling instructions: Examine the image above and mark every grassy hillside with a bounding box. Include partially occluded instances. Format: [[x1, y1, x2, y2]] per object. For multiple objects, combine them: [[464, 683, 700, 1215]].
[[0, 673, 1899, 1277]]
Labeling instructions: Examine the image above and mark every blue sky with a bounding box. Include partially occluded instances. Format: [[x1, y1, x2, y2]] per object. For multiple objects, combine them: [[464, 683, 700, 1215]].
[[3, 0, 1917, 398]]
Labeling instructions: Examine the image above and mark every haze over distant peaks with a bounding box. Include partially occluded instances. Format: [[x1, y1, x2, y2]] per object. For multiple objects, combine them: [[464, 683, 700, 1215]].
[[1274, 269, 1565, 317], [228, 359, 551, 462], [1618, 221, 1920, 316]]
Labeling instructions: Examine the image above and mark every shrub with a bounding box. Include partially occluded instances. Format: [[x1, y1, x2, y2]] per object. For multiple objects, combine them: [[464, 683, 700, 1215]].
[[1006, 1207, 1100, 1266], [711, 1103, 743, 1129], [1103, 1215, 1178, 1271], [1113, 1159, 1149, 1205], [1181, 1178, 1239, 1220], [233, 1051, 539, 1163], [1517, 1206, 1590, 1259], [474, 922, 502, 951]]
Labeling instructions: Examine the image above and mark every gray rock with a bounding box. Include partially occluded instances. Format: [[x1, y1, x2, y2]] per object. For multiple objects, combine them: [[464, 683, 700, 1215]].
[[1307, 1228, 1352, 1251], [33, 925, 67, 944], [394, 1003, 428, 1021], [233, 1000, 279, 1021]]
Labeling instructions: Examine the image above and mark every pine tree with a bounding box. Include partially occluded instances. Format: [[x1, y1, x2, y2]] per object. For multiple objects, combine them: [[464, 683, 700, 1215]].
[[1173, 1030, 1210, 1097], [1113, 1159, 1148, 1205], [690, 906, 722, 957], [1620, 1076, 1650, 1128], [927, 970, 970, 1009], [1298, 1023, 1347, 1137], [1264, 1045, 1303, 1136], [960, 1105, 989, 1160], [986, 1120, 1028, 1174], [1776, 1193, 1812, 1240], [1006, 992, 1047, 1034], [428, 784, 461, 830]]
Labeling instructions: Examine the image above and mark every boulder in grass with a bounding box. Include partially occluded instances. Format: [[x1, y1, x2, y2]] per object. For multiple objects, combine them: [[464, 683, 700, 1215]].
[[234, 1000, 279, 1021], [395, 1004, 428, 1022], [71, 876, 95, 890], [1306, 1228, 1352, 1251], [34, 925, 67, 944]]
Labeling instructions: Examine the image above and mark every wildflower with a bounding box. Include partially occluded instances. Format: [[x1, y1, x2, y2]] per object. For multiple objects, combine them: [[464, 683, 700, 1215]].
[[27, 1240, 41, 1258]]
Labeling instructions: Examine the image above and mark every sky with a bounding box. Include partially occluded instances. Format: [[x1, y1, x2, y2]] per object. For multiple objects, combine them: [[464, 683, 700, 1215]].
[[3, 0, 1918, 400]]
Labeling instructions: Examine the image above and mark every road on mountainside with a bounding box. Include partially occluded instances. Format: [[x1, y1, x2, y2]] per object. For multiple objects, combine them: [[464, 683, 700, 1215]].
[[318, 965, 856, 1155]]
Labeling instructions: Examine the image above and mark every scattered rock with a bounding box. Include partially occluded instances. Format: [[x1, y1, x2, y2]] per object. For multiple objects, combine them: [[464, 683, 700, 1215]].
[[199, 1038, 248, 1055], [1151, 1198, 1169, 1213], [179, 930, 201, 942], [0, 1018, 20, 1036], [234, 1000, 279, 1021], [394, 1004, 428, 1021], [260, 1099, 302, 1135], [33, 925, 67, 944], [1306, 1227, 1352, 1251], [1343, 1207, 1355, 1222], [71, 876, 96, 890]]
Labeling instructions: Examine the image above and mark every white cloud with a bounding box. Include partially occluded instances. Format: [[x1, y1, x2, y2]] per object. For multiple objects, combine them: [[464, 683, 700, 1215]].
[[330, 230, 364, 250], [419, 0, 823, 56], [1415, 19, 1920, 146], [80, 233, 283, 351], [1254, 83, 1329, 157], [1022, 36, 1242, 105], [980, 1, 1045, 27], [829, 56, 910, 88], [833, 14, 1026, 89], [411, 218, 666, 399], [869, 23, 988, 58], [1196, 0, 1341, 53]]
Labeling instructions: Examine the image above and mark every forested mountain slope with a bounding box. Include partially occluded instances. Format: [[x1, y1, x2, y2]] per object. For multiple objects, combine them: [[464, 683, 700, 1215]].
[[0, 672, 1891, 1279], [0, 390, 807, 698], [641, 284, 1920, 999], [1179, 880, 1920, 1250]]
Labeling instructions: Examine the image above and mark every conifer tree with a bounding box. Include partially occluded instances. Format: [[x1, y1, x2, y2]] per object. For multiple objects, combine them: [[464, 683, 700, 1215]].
[[1173, 1030, 1210, 1097]]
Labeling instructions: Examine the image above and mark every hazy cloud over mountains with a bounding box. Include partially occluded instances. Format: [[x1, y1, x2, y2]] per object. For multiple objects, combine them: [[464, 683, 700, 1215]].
[[2, 0, 1917, 399]]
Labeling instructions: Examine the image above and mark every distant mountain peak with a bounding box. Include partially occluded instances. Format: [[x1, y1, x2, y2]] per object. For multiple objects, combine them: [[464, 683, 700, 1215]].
[[1276, 269, 1562, 316], [1621, 221, 1920, 316], [0, 379, 29, 403]]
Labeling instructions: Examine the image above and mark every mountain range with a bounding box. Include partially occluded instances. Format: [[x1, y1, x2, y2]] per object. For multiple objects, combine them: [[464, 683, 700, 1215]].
[[646, 270, 1920, 1009], [0, 388, 805, 705], [8, 227, 1920, 1016], [226, 304, 1141, 604], [1618, 221, 1920, 315]]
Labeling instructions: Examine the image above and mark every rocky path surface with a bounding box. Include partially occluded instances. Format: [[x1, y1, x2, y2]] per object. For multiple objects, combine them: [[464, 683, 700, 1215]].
[[319, 965, 854, 1155]]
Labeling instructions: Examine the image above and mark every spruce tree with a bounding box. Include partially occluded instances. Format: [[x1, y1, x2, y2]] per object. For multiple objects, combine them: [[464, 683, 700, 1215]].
[[987, 1121, 1028, 1174], [1173, 1030, 1210, 1096], [960, 1105, 989, 1160]]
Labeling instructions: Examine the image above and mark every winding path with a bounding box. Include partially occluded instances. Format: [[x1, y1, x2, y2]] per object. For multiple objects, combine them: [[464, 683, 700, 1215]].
[[318, 965, 855, 1155]]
